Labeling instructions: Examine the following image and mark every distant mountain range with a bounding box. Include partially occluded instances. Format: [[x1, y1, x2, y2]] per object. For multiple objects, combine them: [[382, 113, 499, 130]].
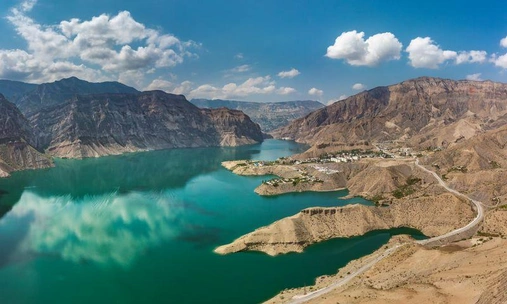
[[0, 77, 264, 176], [190, 98, 324, 132]]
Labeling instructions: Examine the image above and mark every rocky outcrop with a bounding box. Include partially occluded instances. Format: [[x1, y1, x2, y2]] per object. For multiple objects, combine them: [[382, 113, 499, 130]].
[[0, 94, 52, 176], [214, 193, 474, 255], [29, 91, 264, 158], [200, 108, 263, 146], [272, 77, 507, 150], [191, 99, 324, 132]]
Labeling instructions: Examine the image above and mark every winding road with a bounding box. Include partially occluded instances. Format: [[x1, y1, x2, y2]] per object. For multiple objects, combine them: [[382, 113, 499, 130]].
[[288, 158, 485, 303]]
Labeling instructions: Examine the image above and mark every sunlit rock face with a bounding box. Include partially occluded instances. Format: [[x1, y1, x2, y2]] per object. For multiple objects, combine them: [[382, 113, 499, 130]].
[[3, 191, 183, 268]]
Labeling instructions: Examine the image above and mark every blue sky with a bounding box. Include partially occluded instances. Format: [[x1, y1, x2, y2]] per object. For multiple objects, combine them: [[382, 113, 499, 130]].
[[1, 0, 507, 103]]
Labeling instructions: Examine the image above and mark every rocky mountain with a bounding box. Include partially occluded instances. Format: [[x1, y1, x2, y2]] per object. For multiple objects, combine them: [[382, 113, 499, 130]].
[[272, 77, 507, 150], [29, 91, 264, 158], [4, 77, 139, 115], [190, 98, 324, 131], [0, 80, 37, 103], [0, 94, 52, 177]]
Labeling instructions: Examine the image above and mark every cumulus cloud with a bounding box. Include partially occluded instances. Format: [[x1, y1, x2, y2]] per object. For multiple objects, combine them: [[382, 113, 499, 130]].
[[326, 30, 402, 66], [276, 87, 297, 95], [406, 37, 487, 69], [492, 54, 507, 69], [406, 37, 457, 69], [308, 87, 323, 97], [0, 1, 197, 84], [456, 51, 487, 64], [277, 68, 300, 78], [352, 83, 366, 90], [501, 37, 507, 48], [144, 79, 193, 95], [188, 76, 277, 99], [466, 73, 482, 81]]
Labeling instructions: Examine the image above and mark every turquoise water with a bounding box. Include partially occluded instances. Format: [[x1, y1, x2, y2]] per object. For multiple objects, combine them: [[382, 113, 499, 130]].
[[0, 140, 423, 304]]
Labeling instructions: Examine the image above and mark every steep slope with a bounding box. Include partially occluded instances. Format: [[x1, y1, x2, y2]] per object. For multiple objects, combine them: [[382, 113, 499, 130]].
[[30, 91, 263, 158], [191, 99, 324, 131], [14, 77, 139, 115], [272, 77, 507, 149], [200, 108, 263, 146], [0, 94, 52, 177]]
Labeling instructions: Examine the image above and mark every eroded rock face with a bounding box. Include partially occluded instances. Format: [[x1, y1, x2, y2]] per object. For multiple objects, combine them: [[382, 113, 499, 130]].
[[0, 94, 52, 176], [272, 77, 507, 149], [29, 91, 264, 158]]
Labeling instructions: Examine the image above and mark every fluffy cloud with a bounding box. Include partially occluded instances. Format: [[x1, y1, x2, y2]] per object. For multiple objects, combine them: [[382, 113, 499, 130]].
[[327, 95, 348, 105], [466, 73, 482, 81], [188, 76, 277, 99], [0, 0, 197, 84], [308, 87, 323, 97], [352, 83, 366, 90], [406, 37, 456, 69], [492, 54, 507, 69], [277, 87, 297, 95], [144, 79, 193, 95], [326, 30, 402, 66], [406, 37, 487, 68], [456, 51, 487, 64], [277, 68, 300, 78], [501, 37, 507, 48]]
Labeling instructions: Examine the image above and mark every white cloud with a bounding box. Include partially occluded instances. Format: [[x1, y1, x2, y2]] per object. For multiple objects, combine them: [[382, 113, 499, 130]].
[[466, 73, 482, 81], [0, 2, 198, 84], [352, 83, 366, 90], [326, 30, 402, 66], [277, 87, 296, 95], [492, 53, 507, 69], [189, 76, 277, 99], [228, 64, 251, 73], [144, 79, 193, 95], [501, 37, 507, 48], [277, 68, 300, 78], [308, 87, 323, 97], [406, 37, 457, 69], [456, 51, 487, 64], [406, 37, 487, 69], [235, 53, 244, 59]]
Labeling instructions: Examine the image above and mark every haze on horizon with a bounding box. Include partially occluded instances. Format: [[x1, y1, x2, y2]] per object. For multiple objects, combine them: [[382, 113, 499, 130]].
[[0, 0, 506, 104]]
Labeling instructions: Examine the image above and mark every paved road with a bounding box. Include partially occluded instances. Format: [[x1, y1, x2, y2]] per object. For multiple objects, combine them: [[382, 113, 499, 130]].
[[413, 159, 484, 245], [289, 244, 404, 304], [288, 158, 484, 303]]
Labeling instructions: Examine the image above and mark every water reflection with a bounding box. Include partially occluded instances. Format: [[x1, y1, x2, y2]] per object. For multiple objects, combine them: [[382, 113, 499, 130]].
[[0, 190, 205, 268]]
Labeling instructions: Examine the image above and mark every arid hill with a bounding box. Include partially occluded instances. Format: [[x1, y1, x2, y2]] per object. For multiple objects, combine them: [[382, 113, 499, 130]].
[[272, 77, 507, 151]]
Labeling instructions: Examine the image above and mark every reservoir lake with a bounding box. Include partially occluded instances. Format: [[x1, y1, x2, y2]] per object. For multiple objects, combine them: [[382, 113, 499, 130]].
[[0, 140, 423, 303]]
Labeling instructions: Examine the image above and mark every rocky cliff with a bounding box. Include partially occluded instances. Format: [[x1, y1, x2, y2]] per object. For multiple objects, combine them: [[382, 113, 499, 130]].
[[272, 77, 507, 149], [29, 91, 264, 158], [0, 94, 52, 176], [191, 99, 324, 131]]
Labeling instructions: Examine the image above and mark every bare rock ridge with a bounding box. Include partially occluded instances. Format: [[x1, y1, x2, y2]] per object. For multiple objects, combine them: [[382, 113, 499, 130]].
[[0, 94, 52, 177], [191, 98, 324, 132], [29, 91, 264, 158], [272, 77, 507, 150]]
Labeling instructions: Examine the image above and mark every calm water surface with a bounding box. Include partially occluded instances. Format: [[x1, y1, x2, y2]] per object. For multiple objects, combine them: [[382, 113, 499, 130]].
[[0, 140, 423, 304]]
